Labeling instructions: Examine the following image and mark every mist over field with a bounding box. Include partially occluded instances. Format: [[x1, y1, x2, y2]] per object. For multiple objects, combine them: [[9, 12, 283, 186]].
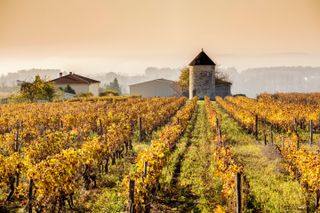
[[1, 66, 320, 98]]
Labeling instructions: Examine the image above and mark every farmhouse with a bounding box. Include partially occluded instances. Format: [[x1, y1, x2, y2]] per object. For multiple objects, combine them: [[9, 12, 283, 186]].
[[50, 72, 100, 96]]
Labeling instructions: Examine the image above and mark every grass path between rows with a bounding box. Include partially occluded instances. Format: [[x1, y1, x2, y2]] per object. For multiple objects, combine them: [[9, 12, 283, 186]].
[[213, 102, 307, 213], [152, 102, 220, 212]]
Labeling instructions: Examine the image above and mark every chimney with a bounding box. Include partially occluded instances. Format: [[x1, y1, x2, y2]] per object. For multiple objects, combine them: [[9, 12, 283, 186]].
[[59, 72, 63, 77], [69, 72, 73, 75]]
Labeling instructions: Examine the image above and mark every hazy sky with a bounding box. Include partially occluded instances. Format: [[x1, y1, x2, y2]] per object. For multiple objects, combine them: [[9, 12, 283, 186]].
[[0, 0, 320, 75]]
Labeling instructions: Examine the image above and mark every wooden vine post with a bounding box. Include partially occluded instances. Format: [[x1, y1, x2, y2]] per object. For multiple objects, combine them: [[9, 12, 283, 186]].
[[236, 172, 242, 213], [143, 162, 148, 178], [216, 117, 223, 146], [270, 125, 273, 144], [306, 184, 311, 213], [143, 161, 151, 212], [293, 119, 300, 150], [294, 118, 298, 132], [218, 127, 223, 147], [99, 119, 104, 135], [215, 117, 220, 133], [309, 120, 313, 145], [263, 120, 267, 145], [15, 120, 21, 152], [316, 190, 320, 211], [138, 116, 143, 142], [255, 115, 258, 140], [318, 113, 320, 131], [28, 179, 33, 213], [105, 158, 109, 174], [129, 180, 135, 213]]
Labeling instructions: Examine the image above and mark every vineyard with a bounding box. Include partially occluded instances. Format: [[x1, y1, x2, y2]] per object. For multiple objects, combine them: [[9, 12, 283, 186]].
[[0, 93, 320, 212]]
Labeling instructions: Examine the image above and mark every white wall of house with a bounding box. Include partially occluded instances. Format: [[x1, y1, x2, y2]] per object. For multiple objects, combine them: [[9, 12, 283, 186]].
[[57, 83, 100, 96], [57, 84, 89, 95], [56, 83, 99, 96], [130, 80, 179, 97], [89, 83, 100, 96]]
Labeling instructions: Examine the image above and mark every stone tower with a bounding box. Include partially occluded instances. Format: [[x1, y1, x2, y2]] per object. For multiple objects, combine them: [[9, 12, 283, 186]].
[[189, 50, 216, 100]]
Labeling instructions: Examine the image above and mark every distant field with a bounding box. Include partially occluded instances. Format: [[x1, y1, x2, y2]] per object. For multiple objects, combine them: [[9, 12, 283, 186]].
[[0, 92, 12, 98], [0, 94, 319, 212]]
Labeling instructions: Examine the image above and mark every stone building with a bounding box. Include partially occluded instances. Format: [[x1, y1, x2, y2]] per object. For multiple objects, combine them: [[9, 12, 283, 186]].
[[189, 50, 216, 99], [189, 50, 231, 99], [215, 79, 232, 97]]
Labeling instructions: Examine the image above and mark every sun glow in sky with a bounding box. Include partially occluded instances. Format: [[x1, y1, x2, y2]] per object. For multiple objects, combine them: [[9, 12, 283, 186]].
[[0, 0, 320, 74]]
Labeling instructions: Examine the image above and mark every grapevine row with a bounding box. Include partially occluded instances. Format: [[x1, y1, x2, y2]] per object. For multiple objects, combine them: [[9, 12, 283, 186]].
[[125, 97, 198, 211], [204, 97, 242, 212]]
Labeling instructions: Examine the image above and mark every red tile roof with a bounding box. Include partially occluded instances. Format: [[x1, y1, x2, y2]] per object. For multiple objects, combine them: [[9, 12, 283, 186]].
[[50, 73, 100, 84]]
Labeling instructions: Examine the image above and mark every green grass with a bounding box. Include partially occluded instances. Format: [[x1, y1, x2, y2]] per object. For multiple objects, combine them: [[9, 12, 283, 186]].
[[154, 101, 222, 212], [213, 102, 307, 213], [178, 102, 220, 212]]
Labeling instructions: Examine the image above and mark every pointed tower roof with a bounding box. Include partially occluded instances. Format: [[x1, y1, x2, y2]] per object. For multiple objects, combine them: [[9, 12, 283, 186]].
[[189, 49, 216, 66]]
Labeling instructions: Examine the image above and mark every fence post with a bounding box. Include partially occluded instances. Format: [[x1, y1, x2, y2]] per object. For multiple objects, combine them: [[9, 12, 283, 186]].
[[309, 120, 313, 145], [129, 180, 135, 213], [28, 179, 33, 213], [236, 172, 242, 213], [255, 115, 258, 140]]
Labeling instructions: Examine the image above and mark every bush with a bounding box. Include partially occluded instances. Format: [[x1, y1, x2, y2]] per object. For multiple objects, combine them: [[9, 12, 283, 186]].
[[20, 75, 56, 102], [59, 85, 76, 94], [77, 92, 93, 97], [99, 90, 119, 97]]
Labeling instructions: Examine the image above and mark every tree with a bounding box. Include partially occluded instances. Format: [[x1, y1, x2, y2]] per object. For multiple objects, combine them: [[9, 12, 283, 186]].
[[20, 75, 56, 102], [178, 67, 189, 91], [215, 65, 230, 81], [104, 78, 121, 95], [100, 90, 119, 96], [60, 85, 76, 94]]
